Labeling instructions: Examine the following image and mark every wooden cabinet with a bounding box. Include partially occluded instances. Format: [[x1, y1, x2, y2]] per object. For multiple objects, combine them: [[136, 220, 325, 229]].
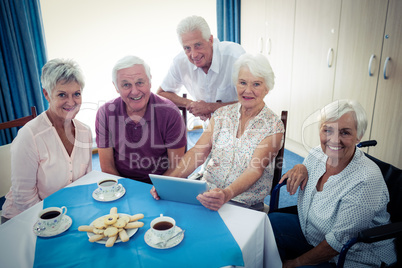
[[241, 0, 402, 168], [240, 0, 266, 55], [264, 0, 295, 115], [240, 0, 295, 116], [333, 0, 388, 141], [369, 0, 402, 167], [288, 0, 342, 149]]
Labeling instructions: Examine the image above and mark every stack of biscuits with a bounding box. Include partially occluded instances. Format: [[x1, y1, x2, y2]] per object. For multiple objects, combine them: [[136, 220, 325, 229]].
[[78, 207, 144, 247]]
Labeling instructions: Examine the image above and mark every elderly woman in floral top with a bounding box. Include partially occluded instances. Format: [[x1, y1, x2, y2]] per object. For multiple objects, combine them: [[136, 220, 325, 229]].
[[151, 53, 284, 211]]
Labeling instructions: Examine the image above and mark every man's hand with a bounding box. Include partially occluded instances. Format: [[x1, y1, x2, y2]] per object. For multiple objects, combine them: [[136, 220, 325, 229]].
[[187, 100, 212, 117]]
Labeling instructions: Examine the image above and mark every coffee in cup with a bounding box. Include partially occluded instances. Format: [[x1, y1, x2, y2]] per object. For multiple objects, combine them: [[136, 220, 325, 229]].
[[37, 206, 67, 231], [151, 214, 176, 241], [97, 178, 122, 197]]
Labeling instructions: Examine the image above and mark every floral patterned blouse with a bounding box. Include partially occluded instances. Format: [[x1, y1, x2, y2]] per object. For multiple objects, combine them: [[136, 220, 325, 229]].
[[202, 103, 284, 206]]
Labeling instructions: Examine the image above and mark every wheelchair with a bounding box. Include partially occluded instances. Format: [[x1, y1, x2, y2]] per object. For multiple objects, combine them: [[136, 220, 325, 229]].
[[269, 140, 402, 267]]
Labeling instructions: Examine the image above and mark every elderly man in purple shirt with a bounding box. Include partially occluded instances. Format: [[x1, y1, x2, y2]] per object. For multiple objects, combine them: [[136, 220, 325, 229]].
[[95, 56, 187, 184]]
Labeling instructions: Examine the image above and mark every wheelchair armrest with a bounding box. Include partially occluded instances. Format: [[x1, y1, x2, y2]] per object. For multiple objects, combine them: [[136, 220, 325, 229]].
[[269, 179, 287, 212], [337, 222, 402, 268], [358, 221, 402, 243], [357, 140, 377, 148]]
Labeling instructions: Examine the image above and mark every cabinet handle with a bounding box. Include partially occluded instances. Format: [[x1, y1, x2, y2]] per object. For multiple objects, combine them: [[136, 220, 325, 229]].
[[368, 54, 375, 76], [383, 57, 391, 79], [258, 36, 264, 53], [266, 38, 272, 55], [327, 48, 334, 68]]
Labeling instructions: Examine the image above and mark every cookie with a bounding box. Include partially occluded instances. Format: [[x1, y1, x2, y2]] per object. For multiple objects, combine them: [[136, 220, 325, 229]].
[[119, 229, 130, 242], [89, 234, 105, 242], [113, 218, 127, 228], [104, 214, 118, 225], [129, 213, 144, 222], [93, 217, 107, 229], [105, 235, 117, 247], [104, 226, 118, 237], [78, 225, 94, 232], [125, 221, 144, 229]]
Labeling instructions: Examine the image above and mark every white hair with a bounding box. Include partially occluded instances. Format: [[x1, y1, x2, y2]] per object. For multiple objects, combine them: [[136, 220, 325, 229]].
[[176, 16, 211, 45], [112, 55, 151, 86], [232, 53, 275, 92], [319, 99, 368, 140], [41, 58, 85, 94]]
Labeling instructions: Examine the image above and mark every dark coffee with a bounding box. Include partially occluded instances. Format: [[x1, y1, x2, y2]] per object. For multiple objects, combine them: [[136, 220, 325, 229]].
[[153, 221, 173, 230], [40, 211, 60, 219], [99, 180, 116, 187]]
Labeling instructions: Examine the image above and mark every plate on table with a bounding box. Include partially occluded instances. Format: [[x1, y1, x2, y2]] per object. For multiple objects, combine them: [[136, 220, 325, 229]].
[[144, 226, 184, 249], [92, 186, 126, 202], [33, 215, 72, 237], [87, 213, 138, 244]]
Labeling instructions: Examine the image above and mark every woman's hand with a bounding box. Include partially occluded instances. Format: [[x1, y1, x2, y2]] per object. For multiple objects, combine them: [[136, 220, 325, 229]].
[[197, 188, 232, 211], [150, 186, 160, 200], [280, 164, 308, 195]]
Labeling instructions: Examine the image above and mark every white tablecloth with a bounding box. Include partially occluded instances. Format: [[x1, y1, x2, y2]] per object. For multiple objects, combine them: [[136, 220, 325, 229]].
[[0, 170, 282, 268]]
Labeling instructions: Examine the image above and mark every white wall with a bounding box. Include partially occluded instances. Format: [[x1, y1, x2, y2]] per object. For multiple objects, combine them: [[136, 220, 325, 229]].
[[40, 0, 217, 135]]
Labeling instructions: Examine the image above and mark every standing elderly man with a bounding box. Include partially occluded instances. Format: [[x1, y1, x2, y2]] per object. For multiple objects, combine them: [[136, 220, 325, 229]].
[[157, 15, 245, 120], [96, 56, 187, 184]]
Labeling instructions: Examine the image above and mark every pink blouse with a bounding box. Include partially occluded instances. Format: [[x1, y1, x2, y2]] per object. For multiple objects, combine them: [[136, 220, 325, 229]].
[[2, 112, 92, 219]]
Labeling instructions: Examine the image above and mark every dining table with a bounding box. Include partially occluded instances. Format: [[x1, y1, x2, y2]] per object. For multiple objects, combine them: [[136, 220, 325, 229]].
[[0, 170, 282, 268]]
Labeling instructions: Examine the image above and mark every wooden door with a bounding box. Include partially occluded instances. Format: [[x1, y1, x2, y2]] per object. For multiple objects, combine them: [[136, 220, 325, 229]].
[[333, 0, 388, 142], [288, 0, 342, 150], [369, 0, 402, 168]]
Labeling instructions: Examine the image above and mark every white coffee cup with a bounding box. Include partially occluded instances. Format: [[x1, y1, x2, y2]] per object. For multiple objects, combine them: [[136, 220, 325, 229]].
[[150, 214, 176, 241], [37, 206, 67, 231], [97, 178, 122, 197]]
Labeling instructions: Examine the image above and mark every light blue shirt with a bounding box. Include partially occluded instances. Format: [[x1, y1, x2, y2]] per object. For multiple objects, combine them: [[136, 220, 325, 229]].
[[298, 146, 396, 267]]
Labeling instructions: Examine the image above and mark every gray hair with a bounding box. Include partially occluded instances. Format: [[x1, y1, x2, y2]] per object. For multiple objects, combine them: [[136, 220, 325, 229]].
[[176, 15, 211, 45], [320, 99, 367, 140], [41, 58, 85, 94], [112, 55, 151, 86], [232, 53, 275, 92]]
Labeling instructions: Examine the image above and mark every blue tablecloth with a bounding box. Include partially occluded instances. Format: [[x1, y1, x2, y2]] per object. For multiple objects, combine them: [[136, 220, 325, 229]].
[[33, 178, 244, 268]]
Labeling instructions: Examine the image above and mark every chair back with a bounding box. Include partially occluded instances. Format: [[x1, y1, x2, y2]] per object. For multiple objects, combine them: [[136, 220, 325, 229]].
[[365, 153, 402, 265], [0, 106, 37, 130], [271, 111, 288, 190], [0, 106, 37, 208], [0, 144, 12, 199], [178, 94, 187, 152]]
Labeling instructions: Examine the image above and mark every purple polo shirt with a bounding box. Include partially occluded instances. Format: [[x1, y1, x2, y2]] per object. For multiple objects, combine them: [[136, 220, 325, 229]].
[[95, 93, 187, 183]]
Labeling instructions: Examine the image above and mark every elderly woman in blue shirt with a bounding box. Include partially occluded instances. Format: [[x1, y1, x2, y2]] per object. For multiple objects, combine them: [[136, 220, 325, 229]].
[[269, 100, 396, 267]]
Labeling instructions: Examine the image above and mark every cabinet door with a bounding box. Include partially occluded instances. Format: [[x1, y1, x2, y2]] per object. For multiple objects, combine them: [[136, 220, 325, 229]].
[[333, 0, 387, 142], [369, 0, 402, 168], [240, 0, 266, 54], [288, 0, 342, 149], [264, 0, 296, 115]]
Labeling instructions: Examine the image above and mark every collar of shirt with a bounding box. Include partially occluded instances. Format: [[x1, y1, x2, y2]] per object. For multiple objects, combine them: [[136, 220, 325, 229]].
[[120, 93, 157, 126]]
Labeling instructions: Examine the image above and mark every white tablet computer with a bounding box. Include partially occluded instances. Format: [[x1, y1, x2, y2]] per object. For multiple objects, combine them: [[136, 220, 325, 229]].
[[149, 174, 207, 205]]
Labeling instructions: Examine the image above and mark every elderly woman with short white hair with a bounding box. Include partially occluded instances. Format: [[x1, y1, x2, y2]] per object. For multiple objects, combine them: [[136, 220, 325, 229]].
[[152, 53, 284, 211], [1, 59, 92, 223], [269, 100, 396, 267]]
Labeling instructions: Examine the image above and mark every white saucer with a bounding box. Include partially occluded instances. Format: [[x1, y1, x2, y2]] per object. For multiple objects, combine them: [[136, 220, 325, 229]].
[[92, 185, 126, 202], [33, 215, 72, 237], [144, 226, 184, 249], [87, 213, 139, 244]]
